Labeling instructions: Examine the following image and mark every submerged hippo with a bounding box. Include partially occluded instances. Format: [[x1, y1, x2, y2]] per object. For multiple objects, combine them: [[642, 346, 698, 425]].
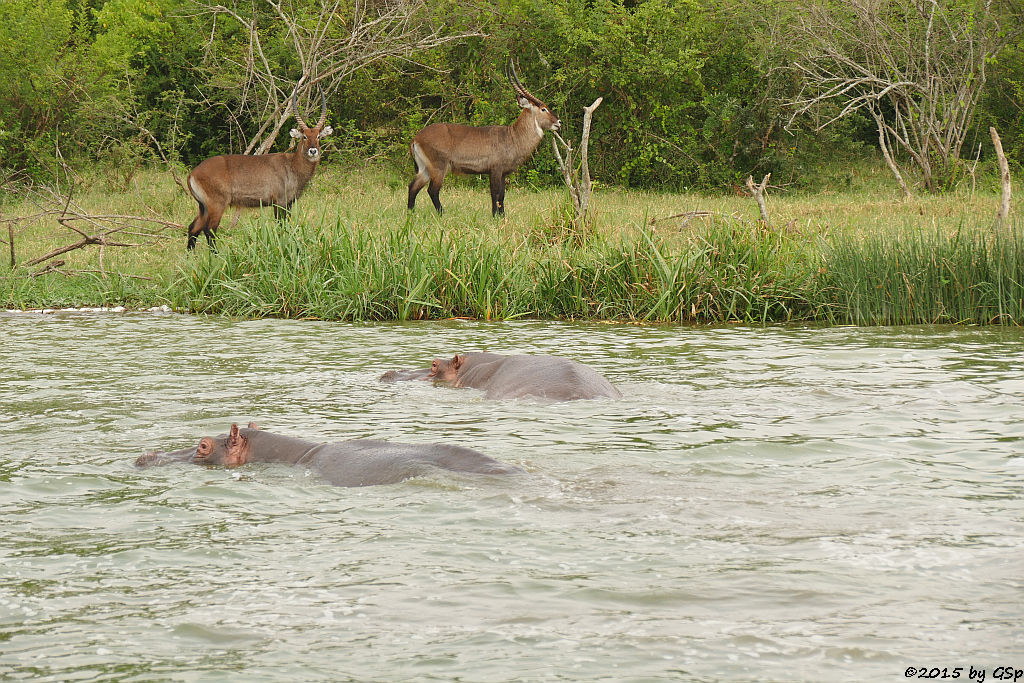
[[381, 352, 621, 401], [135, 422, 521, 487]]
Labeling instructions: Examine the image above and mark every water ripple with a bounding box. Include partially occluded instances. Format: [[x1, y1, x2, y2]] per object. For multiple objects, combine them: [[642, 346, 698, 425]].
[[1, 314, 1022, 680]]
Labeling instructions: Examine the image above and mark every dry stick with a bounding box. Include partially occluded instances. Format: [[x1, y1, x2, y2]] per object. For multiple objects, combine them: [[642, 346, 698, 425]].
[[67, 268, 155, 281], [990, 127, 1012, 226], [23, 212, 182, 267], [550, 132, 581, 209], [576, 97, 603, 224], [966, 141, 982, 199], [745, 173, 771, 224], [31, 260, 66, 278], [24, 234, 139, 267], [649, 210, 741, 230], [4, 177, 181, 269], [651, 210, 716, 224], [551, 97, 604, 224]]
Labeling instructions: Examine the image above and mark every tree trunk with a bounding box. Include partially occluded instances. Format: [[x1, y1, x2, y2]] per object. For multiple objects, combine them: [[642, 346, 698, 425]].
[[873, 110, 911, 199], [990, 127, 1012, 226], [576, 97, 603, 225]]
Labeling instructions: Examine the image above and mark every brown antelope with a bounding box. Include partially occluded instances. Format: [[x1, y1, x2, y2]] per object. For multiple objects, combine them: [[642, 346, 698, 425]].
[[185, 92, 332, 250], [408, 62, 560, 216]]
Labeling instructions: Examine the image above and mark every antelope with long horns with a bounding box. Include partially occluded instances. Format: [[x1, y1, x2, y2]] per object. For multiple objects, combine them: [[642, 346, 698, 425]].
[[185, 91, 332, 250], [408, 61, 560, 216]]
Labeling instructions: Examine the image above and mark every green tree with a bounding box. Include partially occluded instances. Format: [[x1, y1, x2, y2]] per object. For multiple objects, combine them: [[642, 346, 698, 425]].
[[0, 0, 78, 178], [980, 37, 1024, 170]]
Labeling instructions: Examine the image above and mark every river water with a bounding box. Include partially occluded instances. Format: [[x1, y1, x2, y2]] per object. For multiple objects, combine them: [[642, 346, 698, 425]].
[[0, 313, 1021, 681]]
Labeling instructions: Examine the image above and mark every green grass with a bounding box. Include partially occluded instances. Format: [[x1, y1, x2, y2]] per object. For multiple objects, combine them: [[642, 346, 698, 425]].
[[2, 162, 1022, 325], [819, 227, 1024, 325], [170, 215, 818, 322]]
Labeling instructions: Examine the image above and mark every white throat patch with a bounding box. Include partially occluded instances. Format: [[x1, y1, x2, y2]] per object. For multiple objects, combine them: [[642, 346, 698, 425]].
[[534, 120, 544, 138]]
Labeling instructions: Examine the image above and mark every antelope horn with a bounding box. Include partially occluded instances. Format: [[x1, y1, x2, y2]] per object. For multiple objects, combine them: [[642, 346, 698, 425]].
[[508, 59, 541, 106], [291, 91, 309, 130], [506, 60, 520, 96], [316, 90, 328, 129]]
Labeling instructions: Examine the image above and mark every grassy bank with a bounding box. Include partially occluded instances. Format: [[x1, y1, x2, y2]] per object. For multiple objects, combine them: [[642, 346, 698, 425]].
[[2, 164, 1022, 325]]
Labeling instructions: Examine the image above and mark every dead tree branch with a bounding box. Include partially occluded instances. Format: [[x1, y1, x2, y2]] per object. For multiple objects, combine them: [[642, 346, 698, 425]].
[[552, 97, 604, 227], [746, 173, 771, 224], [990, 127, 1012, 227], [787, 0, 1024, 193], [193, 0, 483, 154], [5, 183, 182, 271], [23, 211, 181, 268], [31, 260, 67, 277], [649, 210, 744, 230]]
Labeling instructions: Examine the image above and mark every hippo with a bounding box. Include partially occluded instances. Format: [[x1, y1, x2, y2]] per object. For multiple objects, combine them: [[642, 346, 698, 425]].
[[135, 422, 522, 487], [380, 352, 621, 401]]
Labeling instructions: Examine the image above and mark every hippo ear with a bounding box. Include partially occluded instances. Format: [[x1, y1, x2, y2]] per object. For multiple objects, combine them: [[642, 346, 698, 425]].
[[226, 423, 249, 466], [451, 354, 464, 370], [247, 422, 259, 430]]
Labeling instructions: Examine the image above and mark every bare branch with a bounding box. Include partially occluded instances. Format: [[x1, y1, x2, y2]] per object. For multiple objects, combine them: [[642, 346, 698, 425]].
[[552, 97, 604, 227], [785, 0, 1023, 192], [4, 181, 182, 269], [745, 173, 771, 224], [194, 0, 483, 154], [991, 127, 1012, 227]]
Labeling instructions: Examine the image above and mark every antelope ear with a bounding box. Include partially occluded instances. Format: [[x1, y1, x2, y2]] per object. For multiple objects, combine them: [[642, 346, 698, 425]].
[[516, 95, 531, 109], [319, 125, 333, 138], [289, 128, 302, 139]]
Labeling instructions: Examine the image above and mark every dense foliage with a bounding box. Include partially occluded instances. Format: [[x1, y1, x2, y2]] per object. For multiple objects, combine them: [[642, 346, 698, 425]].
[[1, 0, 1021, 191]]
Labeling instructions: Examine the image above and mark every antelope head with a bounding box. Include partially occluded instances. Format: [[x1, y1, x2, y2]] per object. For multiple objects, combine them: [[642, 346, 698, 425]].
[[290, 90, 333, 163], [508, 60, 560, 136]]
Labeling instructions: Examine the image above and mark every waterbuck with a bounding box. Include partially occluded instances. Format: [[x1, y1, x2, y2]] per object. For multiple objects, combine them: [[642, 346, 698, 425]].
[[185, 92, 333, 250], [408, 62, 560, 216]]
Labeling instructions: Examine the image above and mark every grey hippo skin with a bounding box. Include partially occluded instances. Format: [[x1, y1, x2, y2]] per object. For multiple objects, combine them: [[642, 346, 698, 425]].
[[381, 352, 621, 401], [135, 422, 522, 487]]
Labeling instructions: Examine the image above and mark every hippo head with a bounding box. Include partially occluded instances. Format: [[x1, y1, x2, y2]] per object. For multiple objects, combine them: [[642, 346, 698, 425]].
[[429, 354, 466, 383], [193, 422, 259, 467]]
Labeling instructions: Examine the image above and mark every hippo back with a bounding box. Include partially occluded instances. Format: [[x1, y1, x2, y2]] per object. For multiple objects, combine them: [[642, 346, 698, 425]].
[[310, 439, 522, 487], [451, 352, 508, 389], [471, 354, 621, 401]]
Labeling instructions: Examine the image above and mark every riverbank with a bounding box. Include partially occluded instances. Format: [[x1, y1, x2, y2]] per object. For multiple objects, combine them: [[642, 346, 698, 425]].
[[2, 165, 1021, 325]]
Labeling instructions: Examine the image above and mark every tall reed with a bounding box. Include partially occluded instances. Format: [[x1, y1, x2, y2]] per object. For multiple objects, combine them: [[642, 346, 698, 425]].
[[172, 213, 821, 323], [817, 227, 1024, 325], [12, 204, 1021, 326]]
